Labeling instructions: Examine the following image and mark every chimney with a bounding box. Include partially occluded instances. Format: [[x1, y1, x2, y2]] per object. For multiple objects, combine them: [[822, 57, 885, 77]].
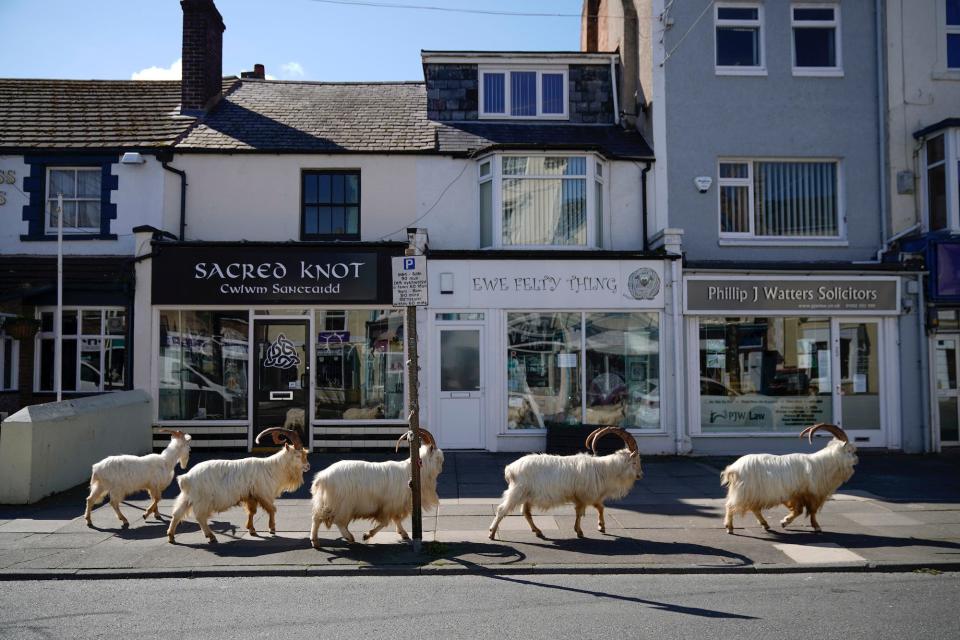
[[180, 0, 225, 115], [241, 64, 265, 80]]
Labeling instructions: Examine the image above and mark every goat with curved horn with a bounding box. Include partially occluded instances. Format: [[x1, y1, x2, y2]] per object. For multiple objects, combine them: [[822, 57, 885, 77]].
[[799, 423, 848, 444], [256, 427, 304, 449]]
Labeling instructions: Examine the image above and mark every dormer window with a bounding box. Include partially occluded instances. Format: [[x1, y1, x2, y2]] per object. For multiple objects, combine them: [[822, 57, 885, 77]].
[[479, 67, 568, 119]]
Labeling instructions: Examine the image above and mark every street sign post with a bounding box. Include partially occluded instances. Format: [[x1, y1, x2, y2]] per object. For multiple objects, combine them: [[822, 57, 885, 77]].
[[393, 242, 428, 551]]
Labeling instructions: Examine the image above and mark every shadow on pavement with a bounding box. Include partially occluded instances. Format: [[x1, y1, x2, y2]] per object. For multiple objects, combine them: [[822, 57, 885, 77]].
[[510, 534, 753, 566], [734, 529, 960, 555]]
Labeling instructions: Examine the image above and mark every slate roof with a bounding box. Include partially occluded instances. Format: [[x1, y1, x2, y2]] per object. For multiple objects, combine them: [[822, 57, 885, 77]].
[[0, 78, 237, 150], [0, 77, 653, 160]]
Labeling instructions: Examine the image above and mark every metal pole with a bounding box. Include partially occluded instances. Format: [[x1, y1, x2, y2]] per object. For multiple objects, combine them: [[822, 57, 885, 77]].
[[405, 244, 423, 552], [55, 193, 63, 403]]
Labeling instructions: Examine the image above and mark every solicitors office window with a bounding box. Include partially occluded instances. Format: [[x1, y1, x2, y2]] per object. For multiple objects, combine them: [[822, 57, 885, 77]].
[[479, 154, 605, 248], [791, 5, 841, 75], [302, 171, 360, 240], [36, 308, 126, 393], [506, 311, 660, 430], [45, 167, 101, 234], [718, 159, 841, 240], [480, 68, 568, 119], [715, 4, 765, 74]]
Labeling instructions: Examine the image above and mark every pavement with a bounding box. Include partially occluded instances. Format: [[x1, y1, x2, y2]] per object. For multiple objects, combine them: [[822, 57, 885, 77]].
[[1, 450, 959, 579]]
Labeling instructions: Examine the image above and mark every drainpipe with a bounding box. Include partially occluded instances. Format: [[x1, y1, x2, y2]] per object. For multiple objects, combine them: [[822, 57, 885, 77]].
[[672, 257, 687, 455], [161, 159, 187, 241], [610, 55, 620, 126], [641, 160, 652, 252], [918, 274, 933, 452], [876, 0, 889, 252]]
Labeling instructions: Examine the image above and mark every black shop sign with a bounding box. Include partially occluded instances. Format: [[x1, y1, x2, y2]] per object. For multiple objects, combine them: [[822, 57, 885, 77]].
[[152, 245, 388, 305]]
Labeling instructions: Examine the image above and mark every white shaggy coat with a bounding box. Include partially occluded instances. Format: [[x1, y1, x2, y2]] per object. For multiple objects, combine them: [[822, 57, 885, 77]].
[[721, 438, 858, 533], [166, 444, 309, 544], [84, 434, 191, 527], [488, 449, 642, 539], [310, 444, 444, 546]]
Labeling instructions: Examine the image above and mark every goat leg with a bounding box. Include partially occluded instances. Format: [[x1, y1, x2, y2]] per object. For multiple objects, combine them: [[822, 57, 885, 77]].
[[594, 503, 606, 533], [574, 504, 586, 538], [752, 509, 771, 531], [522, 503, 545, 538], [363, 518, 389, 541]]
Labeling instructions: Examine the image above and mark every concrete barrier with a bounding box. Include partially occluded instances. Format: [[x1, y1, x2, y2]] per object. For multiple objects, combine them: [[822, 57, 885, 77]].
[[0, 390, 152, 504]]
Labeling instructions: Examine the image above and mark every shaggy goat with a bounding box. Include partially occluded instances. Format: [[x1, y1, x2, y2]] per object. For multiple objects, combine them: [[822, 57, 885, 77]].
[[584, 400, 626, 426], [342, 404, 385, 420], [309, 428, 443, 548], [720, 423, 858, 534], [84, 429, 192, 528], [488, 427, 642, 540], [166, 428, 310, 544]]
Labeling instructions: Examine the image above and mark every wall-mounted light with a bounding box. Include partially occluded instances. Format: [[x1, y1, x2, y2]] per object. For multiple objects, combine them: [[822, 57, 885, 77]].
[[120, 152, 146, 165], [439, 272, 454, 294]]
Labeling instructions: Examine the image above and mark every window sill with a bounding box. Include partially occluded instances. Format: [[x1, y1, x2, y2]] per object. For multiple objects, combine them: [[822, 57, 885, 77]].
[[300, 235, 361, 242], [718, 238, 848, 247], [931, 69, 960, 81], [792, 68, 844, 78], [715, 67, 767, 77], [478, 114, 570, 121], [21, 234, 118, 242]]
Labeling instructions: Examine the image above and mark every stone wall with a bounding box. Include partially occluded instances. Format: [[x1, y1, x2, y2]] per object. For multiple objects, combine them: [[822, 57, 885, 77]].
[[425, 64, 479, 121], [569, 64, 615, 124]]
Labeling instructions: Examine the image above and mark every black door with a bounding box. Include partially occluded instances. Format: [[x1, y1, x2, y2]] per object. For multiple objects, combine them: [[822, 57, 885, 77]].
[[253, 320, 309, 448]]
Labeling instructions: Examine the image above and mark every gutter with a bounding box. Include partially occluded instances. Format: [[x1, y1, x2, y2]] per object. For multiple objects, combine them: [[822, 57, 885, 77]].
[[160, 158, 187, 241], [641, 161, 652, 252], [876, 0, 889, 253]]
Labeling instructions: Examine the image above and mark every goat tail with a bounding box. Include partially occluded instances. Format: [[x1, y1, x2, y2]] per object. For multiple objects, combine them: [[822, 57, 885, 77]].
[[720, 467, 738, 488], [310, 480, 335, 527]]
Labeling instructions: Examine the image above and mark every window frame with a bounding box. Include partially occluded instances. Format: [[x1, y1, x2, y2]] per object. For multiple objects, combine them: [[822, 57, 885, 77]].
[[790, 3, 843, 77], [921, 128, 960, 232], [0, 317, 19, 392], [479, 152, 605, 249], [478, 66, 569, 120], [300, 169, 362, 241], [44, 166, 103, 235], [34, 306, 127, 394], [714, 3, 767, 76], [717, 157, 847, 245], [938, 0, 960, 75]]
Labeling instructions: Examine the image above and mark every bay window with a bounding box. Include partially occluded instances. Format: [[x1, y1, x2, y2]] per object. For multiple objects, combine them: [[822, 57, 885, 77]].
[[921, 127, 960, 232], [479, 154, 605, 248]]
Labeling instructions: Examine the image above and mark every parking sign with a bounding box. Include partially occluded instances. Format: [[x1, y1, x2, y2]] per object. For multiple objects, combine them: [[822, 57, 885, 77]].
[[392, 255, 428, 306]]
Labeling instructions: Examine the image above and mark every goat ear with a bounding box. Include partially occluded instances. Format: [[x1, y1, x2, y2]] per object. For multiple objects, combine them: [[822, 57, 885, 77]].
[[183, 434, 192, 442]]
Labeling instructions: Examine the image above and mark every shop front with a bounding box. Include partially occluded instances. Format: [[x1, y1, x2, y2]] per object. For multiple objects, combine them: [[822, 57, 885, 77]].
[[425, 256, 677, 453], [684, 275, 904, 453], [143, 242, 408, 450]]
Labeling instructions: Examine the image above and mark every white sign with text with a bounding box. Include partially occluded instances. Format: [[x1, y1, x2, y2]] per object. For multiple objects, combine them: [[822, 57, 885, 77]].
[[392, 255, 428, 307]]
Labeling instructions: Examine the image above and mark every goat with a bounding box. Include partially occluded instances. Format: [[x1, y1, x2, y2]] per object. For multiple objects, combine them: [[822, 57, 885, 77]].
[[720, 423, 858, 534], [488, 427, 642, 540], [84, 429, 192, 528], [342, 404, 385, 420], [309, 428, 443, 548], [584, 400, 626, 426], [283, 407, 305, 430], [166, 428, 310, 544]]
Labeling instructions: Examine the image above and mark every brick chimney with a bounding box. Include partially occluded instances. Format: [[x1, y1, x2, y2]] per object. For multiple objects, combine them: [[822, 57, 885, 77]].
[[241, 64, 265, 79], [180, 0, 225, 115]]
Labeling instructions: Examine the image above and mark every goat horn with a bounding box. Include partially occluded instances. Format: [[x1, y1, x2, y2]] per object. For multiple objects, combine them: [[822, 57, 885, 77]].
[[159, 428, 185, 439], [584, 427, 607, 452], [256, 427, 304, 449], [395, 428, 436, 452], [590, 427, 638, 455], [799, 423, 848, 444]]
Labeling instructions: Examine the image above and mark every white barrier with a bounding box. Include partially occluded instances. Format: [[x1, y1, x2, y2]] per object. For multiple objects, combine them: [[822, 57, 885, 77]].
[[0, 390, 152, 504]]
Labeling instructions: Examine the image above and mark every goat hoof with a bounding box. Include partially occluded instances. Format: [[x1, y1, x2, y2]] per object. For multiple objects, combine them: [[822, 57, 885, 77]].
[[362, 533, 372, 541], [576, 532, 585, 539], [813, 528, 823, 534], [488, 532, 496, 541], [120, 521, 130, 530], [311, 540, 321, 550], [534, 531, 546, 539], [167, 536, 175, 544], [725, 528, 734, 535], [142, 513, 149, 520], [207, 537, 218, 545], [269, 529, 276, 535], [85, 519, 93, 528], [249, 529, 259, 537]]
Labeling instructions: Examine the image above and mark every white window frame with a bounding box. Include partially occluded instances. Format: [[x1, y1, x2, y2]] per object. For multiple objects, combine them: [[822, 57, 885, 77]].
[[935, 0, 960, 76], [0, 317, 19, 392], [921, 128, 960, 232], [478, 66, 569, 120], [479, 152, 604, 249], [44, 167, 102, 235], [791, 3, 843, 77], [715, 3, 767, 76], [717, 157, 847, 246], [34, 306, 126, 393]]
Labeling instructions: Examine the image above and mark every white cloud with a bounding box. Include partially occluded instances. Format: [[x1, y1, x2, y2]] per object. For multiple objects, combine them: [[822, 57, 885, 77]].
[[280, 62, 305, 79], [131, 58, 182, 81]]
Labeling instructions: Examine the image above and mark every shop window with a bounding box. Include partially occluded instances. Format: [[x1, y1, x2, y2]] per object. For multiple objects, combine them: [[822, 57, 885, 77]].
[[480, 155, 604, 248], [158, 310, 249, 421], [314, 309, 404, 420], [479, 67, 568, 119], [791, 5, 841, 75], [715, 4, 765, 75], [506, 311, 660, 430], [718, 159, 841, 240], [301, 171, 360, 240], [36, 308, 126, 393]]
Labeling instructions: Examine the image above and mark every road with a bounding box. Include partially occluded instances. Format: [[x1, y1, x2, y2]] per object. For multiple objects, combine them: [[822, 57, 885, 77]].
[[1, 572, 957, 639]]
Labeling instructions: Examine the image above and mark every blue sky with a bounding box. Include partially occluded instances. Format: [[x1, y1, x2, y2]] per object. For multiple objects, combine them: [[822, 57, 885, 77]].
[[0, 0, 585, 81]]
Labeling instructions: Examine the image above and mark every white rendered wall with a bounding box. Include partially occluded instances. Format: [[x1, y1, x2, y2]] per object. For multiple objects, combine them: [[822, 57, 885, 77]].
[[0, 390, 152, 504]]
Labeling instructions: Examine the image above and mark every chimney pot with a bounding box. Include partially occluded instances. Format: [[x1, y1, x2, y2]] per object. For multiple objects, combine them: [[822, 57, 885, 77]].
[[241, 63, 266, 80]]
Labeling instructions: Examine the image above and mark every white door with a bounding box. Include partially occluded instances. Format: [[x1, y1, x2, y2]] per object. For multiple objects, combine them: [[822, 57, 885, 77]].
[[935, 337, 960, 447], [436, 325, 484, 448], [832, 319, 886, 447]]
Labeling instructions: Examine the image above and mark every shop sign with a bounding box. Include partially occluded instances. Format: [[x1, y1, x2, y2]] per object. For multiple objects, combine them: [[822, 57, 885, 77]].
[[152, 246, 382, 305], [702, 395, 830, 431], [685, 277, 900, 315]]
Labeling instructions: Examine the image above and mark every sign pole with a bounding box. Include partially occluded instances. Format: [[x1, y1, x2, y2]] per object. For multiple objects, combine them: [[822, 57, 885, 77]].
[[55, 193, 63, 403]]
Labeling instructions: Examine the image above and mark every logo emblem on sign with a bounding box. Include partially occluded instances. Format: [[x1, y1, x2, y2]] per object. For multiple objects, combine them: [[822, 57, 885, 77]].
[[403, 257, 415, 270], [263, 333, 301, 369], [626, 268, 661, 300]]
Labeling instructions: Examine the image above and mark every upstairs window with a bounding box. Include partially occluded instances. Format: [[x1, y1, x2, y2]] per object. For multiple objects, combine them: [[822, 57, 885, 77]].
[[45, 167, 101, 234], [922, 128, 959, 232], [479, 154, 604, 248], [792, 5, 842, 75], [718, 159, 842, 241], [480, 68, 568, 119], [949, 0, 960, 68], [301, 170, 360, 240], [715, 4, 765, 74]]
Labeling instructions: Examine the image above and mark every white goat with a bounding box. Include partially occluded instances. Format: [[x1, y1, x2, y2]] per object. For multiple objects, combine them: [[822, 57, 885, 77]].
[[84, 429, 192, 528], [342, 404, 385, 420], [584, 400, 626, 426], [309, 428, 443, 548], [721, 423, 858, 534], [166, 428, 310, 544], [489, 427, 642, 540]]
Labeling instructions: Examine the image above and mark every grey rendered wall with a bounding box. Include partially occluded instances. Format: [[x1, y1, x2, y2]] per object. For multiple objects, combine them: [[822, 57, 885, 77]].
[[663, 0, 882, 262]]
